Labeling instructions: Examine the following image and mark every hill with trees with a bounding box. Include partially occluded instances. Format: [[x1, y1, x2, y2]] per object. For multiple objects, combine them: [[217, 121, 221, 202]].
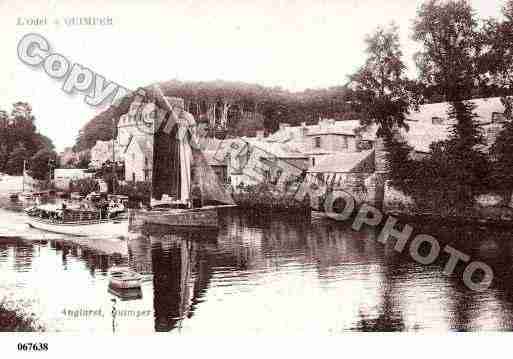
[[72, 80, 361, 152]]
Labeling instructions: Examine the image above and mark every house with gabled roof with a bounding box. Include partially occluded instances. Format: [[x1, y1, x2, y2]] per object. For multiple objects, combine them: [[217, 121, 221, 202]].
[[124, 136, 153, 182], [401, 97, 507, 155]]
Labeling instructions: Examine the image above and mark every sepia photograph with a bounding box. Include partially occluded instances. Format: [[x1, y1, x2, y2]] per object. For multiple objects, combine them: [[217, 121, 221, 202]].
[[2, 0, 513, 356]]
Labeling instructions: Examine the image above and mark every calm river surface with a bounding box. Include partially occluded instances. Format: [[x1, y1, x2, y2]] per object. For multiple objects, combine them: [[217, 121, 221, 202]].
[[1, 197, 513, 333]]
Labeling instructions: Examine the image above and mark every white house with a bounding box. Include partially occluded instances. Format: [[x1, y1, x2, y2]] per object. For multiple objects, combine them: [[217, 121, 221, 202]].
[[401, 97, 507, 155], [123, 136, 153, 182]]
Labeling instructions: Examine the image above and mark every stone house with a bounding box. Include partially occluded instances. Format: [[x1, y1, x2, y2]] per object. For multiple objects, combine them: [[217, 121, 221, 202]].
[[266, 118, 375, 167], [123, 137, 153, 182], [221, 138, 309, 188]]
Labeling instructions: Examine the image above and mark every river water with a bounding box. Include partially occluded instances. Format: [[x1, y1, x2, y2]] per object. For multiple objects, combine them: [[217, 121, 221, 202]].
[[1, 197, 513, 333]]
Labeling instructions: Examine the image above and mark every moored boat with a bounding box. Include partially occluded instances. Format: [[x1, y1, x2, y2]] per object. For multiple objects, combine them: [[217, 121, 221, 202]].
[[108, 266, 142, 290], [129, 87, 236, 231], [129, 205, 225, 231], [25, 203, 128, 237]]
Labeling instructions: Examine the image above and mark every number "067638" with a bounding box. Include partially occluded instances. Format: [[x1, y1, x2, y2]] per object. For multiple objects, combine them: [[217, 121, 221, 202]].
[[17, 343, 48, 351]]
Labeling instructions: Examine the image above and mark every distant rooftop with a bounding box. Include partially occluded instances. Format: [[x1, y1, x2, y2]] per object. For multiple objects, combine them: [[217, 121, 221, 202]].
[[308, 150, 374, 173]]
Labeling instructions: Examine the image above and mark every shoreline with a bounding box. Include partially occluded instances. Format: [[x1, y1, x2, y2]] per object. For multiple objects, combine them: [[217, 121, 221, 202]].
[[384, 209, 513, 230]]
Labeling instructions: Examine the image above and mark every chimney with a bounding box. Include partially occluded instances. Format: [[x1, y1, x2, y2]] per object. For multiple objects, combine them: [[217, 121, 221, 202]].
[[355, 132, 362, 152], [301, 122, 308, 137]]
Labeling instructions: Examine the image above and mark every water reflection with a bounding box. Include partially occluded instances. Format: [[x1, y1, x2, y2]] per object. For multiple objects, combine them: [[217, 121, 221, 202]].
[[1, 209, 513, 332]]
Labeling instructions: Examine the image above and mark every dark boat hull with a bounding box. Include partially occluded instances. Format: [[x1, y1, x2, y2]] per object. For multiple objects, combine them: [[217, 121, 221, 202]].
[[128, 206, 226, 231]]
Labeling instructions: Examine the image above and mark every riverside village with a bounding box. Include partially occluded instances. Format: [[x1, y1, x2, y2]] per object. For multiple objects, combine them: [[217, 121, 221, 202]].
[[4, 0, 513, 335]]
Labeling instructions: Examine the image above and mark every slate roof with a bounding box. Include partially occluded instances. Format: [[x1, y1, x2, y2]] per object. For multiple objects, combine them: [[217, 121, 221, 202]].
[[307, 150, 374, 173]]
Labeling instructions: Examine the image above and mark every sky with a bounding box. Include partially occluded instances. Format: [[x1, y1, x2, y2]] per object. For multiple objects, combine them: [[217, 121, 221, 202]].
[[0, 0, 506, 152]]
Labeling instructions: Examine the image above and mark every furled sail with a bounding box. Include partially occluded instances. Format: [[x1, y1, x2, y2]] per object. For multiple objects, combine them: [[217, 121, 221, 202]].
[[143, 88, 234, 207], [192, 149, 235, 206]]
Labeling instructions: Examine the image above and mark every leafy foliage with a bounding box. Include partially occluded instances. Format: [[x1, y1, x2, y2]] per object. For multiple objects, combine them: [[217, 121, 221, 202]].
[[4, 143, 28, 176], [73, 80, 359, 152], [374, 1, 492, 209], [349, 24, 417, 137], [29, 148, 57, 180], [116, 181, 152, 207], [0, 102, 55, 175], [413, 0, 483, 102]]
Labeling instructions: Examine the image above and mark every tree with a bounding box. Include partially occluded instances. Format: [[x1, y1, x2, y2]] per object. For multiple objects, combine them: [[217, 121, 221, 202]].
[[412, 0, 489, 206], [490, 97, 513, 204], [349, 23, 415, 138], [481, 0, 513, 94], [5, 143, 28, 176], [485, 3, 513, 204], [0, 144, 9, 173], [413, 0, 483, 102], [347, 24, 417, 208], [29, 148, 57, 181], [442, 101, 489, 204]]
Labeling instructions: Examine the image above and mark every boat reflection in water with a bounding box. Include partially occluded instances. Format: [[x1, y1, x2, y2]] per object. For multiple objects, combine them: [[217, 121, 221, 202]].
[[4, 207, 513, 332], [108, 286, 143, 301]]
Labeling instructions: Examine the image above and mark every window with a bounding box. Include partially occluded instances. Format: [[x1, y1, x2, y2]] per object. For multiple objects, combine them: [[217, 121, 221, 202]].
[[492, 112, 506, 123], [144, 157, 148, 167], [431, 116, 444, 125], [314, 137, 321, 148], [132, 153, 135, 161], [341, 136, 348, 149], [132, 173, 136, 182]]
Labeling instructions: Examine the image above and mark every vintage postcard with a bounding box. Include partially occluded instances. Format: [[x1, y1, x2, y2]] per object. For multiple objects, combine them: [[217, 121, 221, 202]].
[[1, 0, 513, 355]]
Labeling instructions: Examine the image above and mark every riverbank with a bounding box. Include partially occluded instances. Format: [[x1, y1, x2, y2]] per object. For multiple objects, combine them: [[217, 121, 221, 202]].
[[231, 183, 311, 216], [0, 304, 43, 332], [385, 205, 513, 229]]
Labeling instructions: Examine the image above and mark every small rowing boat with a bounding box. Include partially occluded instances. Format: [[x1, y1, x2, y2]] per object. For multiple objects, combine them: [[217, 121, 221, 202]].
[[108, 266, 142, 290]]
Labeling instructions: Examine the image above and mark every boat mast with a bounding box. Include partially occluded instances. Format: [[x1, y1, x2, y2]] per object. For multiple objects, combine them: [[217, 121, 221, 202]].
[[153, 85, 183, 204], [22, 159, 26, 192], [112, 117, 117, 195]]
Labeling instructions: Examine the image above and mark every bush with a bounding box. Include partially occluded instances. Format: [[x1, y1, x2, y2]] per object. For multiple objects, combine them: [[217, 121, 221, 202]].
[[0, 303, 44, 332], [69, 178, 99, 196], [116, 181, 151, 207], [232, 182, 310, 212]]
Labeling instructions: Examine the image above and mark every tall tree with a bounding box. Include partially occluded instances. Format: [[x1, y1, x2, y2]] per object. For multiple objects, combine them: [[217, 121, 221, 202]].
[[412, 0, 489, 206], [481, 0, 513, 94], [348, 24, 417, 208], [349, 23, 415, 137], [0, 144, 9, 173], [413, 0, 482, 102], [485, 2, 513, 204], [490, 97, 513, 204]]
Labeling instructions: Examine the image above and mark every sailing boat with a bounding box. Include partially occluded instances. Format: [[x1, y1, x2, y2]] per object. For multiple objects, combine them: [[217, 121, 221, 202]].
[[12, 160, 36, 201], [128, 86, 236, 232]]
